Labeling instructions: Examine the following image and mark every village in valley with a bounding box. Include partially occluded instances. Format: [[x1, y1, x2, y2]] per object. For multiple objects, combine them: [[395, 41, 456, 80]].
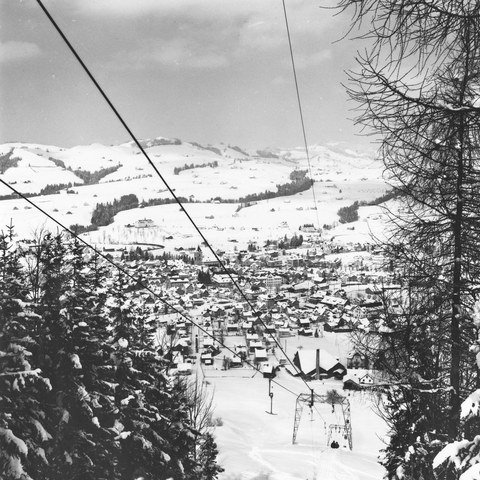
[[128, 230, 391, 387], [107, 221, 394, 477]]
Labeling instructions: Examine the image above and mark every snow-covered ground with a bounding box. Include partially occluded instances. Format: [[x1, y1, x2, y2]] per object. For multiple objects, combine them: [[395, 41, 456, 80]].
[[200, 332, 387, 480], [0, 139, 387, 250]]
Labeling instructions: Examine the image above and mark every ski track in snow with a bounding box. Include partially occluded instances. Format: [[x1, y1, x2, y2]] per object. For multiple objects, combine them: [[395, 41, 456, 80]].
[[247, 446, 370, 480]]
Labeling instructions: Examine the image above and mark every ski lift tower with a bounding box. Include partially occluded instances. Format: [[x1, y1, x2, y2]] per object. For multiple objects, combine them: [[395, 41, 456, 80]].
[[292, 391, 353, 450]]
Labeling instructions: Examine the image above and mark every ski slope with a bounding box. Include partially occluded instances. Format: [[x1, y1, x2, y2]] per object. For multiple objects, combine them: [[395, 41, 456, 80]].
[[201, 332, 387, 479]]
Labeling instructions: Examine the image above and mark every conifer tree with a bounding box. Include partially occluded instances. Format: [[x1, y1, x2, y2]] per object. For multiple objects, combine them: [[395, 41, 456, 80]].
[[55, 238, 118, 479], [0, 230, 221, 480], [0, 228, 52, 479], [107, 272, 196, 479], [195, 433, 224, 480], [34, 234, 117, 479]]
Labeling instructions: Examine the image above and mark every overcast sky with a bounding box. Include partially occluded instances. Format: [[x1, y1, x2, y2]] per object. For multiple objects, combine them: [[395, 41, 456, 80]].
[[0, 0, 371, 151]]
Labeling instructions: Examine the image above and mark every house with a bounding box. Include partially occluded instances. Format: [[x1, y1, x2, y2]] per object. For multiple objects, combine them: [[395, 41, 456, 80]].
[[226, 324, 240, 334], [229, 355, 243, 368], [203, 337, 215, 349], [298, 318, 311, 328], [246, 332, 259, 342], [134, 218, 155, 228], [292, 280, 315, 294], [262, 363, 278, 378], [347, 351, 370, 369], [265, 275, 283, 295], [278, 327, 293, 337], [321, 295, 348, 309], [242, 320, 254, 330], [292, 349, 346, 380], [249, 340, 264, 353], [359, 372, 375, 385], [343, 373, 362, 391], [254, 348, 268, 362], [264, 324, 276, 335], [172, 338, 191, 356], [213, 274, 237, 288], [234, 345, 247, 359], [309, 292, 324, 304], [200, 352, 213, 365]]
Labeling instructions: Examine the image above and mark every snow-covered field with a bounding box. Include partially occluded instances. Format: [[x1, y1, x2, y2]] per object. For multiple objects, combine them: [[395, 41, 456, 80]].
[[0, 139, 387, 250], [213, 375, 385, 480]]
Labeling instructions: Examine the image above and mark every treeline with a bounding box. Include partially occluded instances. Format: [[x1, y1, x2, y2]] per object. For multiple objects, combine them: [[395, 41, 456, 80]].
[[139, 137, 181, 148], [190, 142, 222, 156], [337, 201, 359, 223], [40, 182, 78, 195], [237, 176, 313, 204], [256, 149, 279, 159], [0, 150, 19, 174], [337, 189, 400, 224], [70, 165, 121, 184], [363, 189, 399, 206], [229, 145, 249, 156], [0, 183, 78, 201], [0, 192, 35, 201], [90, 194, 139, 227], [289, 169, 308, 182], [174, 161, 219, 175], [70, 223, 99, 234], [121, 246, 195, 264], [143, 196, 189, 208], [0, 230, 222, 479], [277, 233, 304, 249]]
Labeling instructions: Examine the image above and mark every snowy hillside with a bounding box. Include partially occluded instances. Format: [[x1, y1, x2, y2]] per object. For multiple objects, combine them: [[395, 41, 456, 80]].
[[0, 137, 386, 248]]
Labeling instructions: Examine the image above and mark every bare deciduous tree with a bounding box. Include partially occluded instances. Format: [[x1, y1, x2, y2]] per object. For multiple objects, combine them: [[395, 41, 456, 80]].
[[339, 1, 480, 477], [178, 376, 215, 461]]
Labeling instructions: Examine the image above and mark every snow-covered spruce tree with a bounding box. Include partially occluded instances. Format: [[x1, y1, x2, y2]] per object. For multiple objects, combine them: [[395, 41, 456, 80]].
[[52, 238, 118, 478], [433, 301, 480, 480], [33, 234, 119, 479], [0, 228, 52, 479], [339, 0, 480, 477], [106, 272, 196, 479], [379, 383, 450, 480], [196, 433, 224, 480]]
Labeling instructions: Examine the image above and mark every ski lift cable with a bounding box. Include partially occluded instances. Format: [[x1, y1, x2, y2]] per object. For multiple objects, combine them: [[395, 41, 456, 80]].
[[0, 178, 301, 399], [34, 0, 313, 394], [281, 0, 320, 229]]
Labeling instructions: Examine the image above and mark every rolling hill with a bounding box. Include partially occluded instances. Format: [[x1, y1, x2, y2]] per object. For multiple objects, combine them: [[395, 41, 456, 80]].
[[0, 137, 386, 249]]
